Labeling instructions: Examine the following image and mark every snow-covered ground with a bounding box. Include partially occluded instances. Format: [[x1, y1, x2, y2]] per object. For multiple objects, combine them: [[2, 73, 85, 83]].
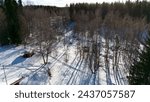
[[0, 30, 128, 85]]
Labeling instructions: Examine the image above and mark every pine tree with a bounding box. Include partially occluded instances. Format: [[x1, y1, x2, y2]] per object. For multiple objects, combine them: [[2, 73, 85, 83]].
[[0, 0, 4, 6], [4, 0, 21, 44], [128, 31, 150, 85], [18, 0, 23, 8]]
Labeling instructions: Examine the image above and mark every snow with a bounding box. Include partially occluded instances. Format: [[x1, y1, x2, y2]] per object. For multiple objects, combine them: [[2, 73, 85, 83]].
[[0, 29, 128, 85]]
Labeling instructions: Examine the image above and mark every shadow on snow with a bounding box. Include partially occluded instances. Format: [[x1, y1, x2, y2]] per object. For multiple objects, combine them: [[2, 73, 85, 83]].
[[11, 56, 26, 65]]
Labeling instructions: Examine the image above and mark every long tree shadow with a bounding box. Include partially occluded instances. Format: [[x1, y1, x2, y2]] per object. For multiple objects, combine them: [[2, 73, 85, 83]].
[[0, 45, 15, 53], [23, 72, 49, 85], [113, 66, 128, 85], [106, 62, 112, 85], [11, 56, 26, 65]]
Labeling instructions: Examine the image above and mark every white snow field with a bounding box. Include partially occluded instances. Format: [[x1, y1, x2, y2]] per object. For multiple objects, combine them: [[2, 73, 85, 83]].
[[0, 30, 128, 85]]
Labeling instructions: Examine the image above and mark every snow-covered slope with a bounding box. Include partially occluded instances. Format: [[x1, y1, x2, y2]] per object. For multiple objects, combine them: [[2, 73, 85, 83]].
[[0, 30, 128, 85]]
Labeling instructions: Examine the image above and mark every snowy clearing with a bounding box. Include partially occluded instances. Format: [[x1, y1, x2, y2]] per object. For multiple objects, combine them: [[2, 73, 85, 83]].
[[0, 30, 128, 85]]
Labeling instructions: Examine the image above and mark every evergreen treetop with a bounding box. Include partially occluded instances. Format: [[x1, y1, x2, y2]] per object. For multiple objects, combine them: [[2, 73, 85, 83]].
[[128, 31, 150, 85]]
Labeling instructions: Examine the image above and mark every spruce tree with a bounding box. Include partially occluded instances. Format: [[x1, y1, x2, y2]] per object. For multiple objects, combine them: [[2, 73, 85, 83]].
[[18, 0, 22, 7], [128, 31, 150, 85], [4, 0, 21, 44], [0, 0, 4, 6]]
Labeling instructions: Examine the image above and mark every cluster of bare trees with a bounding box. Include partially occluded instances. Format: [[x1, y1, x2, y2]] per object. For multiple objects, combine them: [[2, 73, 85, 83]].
[[17, 7, 69, 82], [20, 7, 68, 64], [0, 6, 70, 84], [102, 12, 147, 84], [74, 9, 147, 76], [74, 8, 102, 74]]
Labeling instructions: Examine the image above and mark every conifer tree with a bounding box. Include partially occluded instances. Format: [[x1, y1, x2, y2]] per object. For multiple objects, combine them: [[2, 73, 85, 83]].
[[0, 0, 4, 6], [128, 31, 150, 85], [18, 0, 22, 7], [4, 0, 21, 44]]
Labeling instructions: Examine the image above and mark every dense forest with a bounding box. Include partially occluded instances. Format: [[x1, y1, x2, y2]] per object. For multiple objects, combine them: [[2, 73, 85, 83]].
[[0, 0, 150, 85]]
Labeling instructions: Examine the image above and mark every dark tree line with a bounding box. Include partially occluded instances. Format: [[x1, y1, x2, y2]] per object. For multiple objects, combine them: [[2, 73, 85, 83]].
[[70, 0, 150, 22], [0, 0, 21, 45]]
